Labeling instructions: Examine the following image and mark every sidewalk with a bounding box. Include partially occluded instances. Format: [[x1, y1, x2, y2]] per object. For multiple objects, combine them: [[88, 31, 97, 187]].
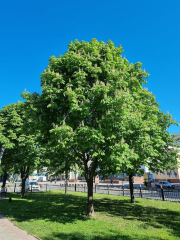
[[0, 213, 38, 240]]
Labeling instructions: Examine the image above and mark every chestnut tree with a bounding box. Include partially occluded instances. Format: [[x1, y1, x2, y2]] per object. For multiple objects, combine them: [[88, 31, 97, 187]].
[[22, 39, 179, 215]]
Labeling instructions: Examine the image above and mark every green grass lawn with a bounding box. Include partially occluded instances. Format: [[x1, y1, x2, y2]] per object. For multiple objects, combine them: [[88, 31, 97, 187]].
[[0, 190, 180, 240]]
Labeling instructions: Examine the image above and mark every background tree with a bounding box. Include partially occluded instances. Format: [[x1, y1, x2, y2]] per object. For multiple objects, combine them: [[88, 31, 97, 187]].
[[116, 104, 180, 203], [0, 117, 14, 188], [98, 95, 180, 203], [0, 154, 15, 188], [0, 102, 40, 198], [22, 38, 179, 215]]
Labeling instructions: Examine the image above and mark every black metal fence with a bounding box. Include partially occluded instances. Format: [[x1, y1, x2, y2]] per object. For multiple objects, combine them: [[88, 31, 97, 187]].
[[3, 183, 180, 203]]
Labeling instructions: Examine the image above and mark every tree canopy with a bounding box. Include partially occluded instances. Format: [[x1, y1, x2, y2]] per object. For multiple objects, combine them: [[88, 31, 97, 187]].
[[22, 38, 179, 213], [0, 102, 40, 197]]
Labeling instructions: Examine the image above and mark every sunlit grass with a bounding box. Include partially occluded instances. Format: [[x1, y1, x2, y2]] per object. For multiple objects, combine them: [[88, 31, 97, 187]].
[[0, 190, 180, 240]]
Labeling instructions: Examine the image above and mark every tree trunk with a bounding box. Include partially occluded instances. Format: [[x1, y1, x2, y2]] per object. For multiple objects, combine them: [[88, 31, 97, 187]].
[[87, 177, 94, 217], [65, 171, 68, 194], [21, 177, 26, 199], [83, 154, 97, 217], [2, 171, 7, 188], [20, 166, 30, 199], [129, 173, 135, 203]]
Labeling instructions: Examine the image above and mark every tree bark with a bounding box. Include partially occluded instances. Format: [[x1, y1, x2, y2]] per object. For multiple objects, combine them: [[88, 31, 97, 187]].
[[129, 173, 135, 203], [21, 177, 26, 199], [83, 153, 97, 217], [65, 171, 68, 194], [2, 170, 7, 188], [20, 166, 30, 199], [87, 177, 94, 217]]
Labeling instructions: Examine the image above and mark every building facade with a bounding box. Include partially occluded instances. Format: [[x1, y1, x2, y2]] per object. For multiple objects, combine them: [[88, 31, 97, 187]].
[[154, 169, 180, 183], [153, 140, 180, 182]]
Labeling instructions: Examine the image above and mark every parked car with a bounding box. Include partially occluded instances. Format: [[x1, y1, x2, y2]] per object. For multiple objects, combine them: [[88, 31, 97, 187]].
[[155, 181, 175, 189], [28, 181, 40, 191]]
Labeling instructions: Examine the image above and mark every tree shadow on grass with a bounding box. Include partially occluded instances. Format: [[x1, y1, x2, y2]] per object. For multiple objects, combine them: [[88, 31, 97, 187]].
[[1, 191, 180, 239], [94, 197, 180, 239], [1, 191, 89, 224], [42, 231, 170, 240]]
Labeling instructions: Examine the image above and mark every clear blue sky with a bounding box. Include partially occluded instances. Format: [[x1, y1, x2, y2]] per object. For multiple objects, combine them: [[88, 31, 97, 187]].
[[1, 0, 180, 134]]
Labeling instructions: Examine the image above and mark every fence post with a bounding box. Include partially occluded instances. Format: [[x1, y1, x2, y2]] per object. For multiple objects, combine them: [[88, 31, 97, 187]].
[[178, 189, 180, 202], [140, 184, 142, 198], [108, 184, 109, 194], [5, 187, 7, 197], [95, 184, 96, 193], [46, 184, 47, 191], [75, 183, 76, 192], [122, 182, 124, 196], [31, 185, 32, 193], [14, 183, 16, 193], [161, 185, 165, 201]]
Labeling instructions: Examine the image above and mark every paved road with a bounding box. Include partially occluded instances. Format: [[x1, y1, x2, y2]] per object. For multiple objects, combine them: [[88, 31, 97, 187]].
[[0, 214, 37, 240]]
